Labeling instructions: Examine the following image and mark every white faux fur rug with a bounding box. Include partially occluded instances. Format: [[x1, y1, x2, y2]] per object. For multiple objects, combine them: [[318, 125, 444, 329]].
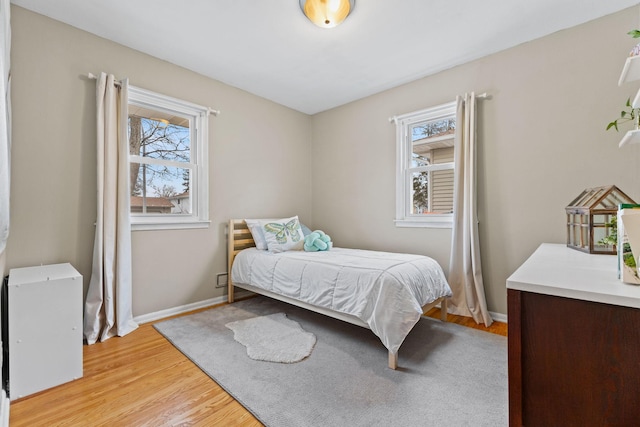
[[225, 312, 316, 363]]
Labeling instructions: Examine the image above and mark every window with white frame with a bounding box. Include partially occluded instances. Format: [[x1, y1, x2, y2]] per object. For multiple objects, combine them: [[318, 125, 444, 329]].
[[394, 101, 456, 228], [128, 86, 210, 230]]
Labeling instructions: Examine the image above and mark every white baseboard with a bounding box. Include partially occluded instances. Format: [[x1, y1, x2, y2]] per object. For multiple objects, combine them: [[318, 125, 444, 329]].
[[134, 292, 508, 326], [133, 290, 253, 324], [133, 297, 222, 324], [490, 311, 508, 324], [0, 390, 9, 427]]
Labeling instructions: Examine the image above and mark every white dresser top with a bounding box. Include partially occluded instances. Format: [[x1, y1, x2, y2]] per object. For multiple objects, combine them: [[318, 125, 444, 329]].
[[9, 263, 81, 287], [507, 243, 640, 308]]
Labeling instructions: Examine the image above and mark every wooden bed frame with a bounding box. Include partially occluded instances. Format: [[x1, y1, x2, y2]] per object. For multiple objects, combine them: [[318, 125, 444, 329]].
[[227, 219, 448, 369]]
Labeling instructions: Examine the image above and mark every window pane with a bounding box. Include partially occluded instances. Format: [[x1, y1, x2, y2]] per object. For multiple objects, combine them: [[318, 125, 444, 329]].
[[395, 100, 456, 227], [412, 118, 456, 140], [129, 108, 191, 163], [412, 151, 430, 168], [412, 139, 430, 168], [127, 86, 209, 230], [409, 117, 455, 215], [411, 171, 429, 214], [130, 164, 191, 215], [410, 169, 454, 215], [431, 169, 454, 213], [411, 118, 455, 169]]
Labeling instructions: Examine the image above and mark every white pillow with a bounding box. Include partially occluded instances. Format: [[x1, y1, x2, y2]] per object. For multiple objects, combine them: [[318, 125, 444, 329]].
[[245, 219, 271, 250], [245, 218, 311, 250], [259, 216, 305, 253]]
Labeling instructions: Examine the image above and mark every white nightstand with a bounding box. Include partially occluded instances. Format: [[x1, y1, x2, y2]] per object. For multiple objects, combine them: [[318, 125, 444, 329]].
[[7, 263, 83, 400]]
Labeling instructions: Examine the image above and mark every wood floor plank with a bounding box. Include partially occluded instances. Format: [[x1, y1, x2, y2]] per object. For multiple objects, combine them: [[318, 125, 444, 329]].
[[424, 307, 508, 336], [9, 303, 505, 426]]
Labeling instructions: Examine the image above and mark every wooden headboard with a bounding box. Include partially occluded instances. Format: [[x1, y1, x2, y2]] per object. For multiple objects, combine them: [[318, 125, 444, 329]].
[[227, 219, 256, 302]]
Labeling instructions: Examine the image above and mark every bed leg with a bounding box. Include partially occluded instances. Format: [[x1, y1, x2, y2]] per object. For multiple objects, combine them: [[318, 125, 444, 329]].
[[228, 282, 234, 303], [388, 351, 398, 370], [440, 298, 448, 322]]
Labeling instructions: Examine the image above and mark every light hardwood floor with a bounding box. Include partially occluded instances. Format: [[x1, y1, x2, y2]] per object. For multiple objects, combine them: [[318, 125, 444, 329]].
[[9, 303, 506, 427]]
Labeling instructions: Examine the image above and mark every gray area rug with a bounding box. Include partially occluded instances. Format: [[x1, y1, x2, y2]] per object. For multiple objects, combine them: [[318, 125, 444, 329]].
[[225, 312, 316, 363], [154, 296, 507, 426]]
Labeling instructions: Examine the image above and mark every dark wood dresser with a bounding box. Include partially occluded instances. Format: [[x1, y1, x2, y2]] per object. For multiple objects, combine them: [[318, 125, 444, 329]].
[[507, 243, 640, 426]]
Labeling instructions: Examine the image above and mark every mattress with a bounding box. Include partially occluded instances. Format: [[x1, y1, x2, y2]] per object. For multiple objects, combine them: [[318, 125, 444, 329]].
[[231, 247, 452, 354]]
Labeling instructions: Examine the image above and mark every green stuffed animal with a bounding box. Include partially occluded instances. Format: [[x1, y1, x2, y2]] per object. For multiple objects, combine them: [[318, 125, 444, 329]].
[[304, 230, 332, 252]]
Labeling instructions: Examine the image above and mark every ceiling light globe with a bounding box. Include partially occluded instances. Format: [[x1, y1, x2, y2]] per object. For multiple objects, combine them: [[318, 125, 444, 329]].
[[299, 0, 355, 29]]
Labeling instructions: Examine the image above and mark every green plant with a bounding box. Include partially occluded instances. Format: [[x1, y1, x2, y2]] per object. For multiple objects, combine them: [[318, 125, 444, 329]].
[[607, 97, 640, 131], [628, 29, 640, 38], [623, 245, 637, 269], [606, 30, 640, 132], [598, 216, 617, 246]]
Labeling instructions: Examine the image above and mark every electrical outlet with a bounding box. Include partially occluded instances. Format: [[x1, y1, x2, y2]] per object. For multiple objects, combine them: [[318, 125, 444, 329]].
[[216, 273, 228, 288]]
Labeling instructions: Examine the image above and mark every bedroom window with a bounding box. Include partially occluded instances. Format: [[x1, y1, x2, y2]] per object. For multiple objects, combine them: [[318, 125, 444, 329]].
[[128, 86, 210, 230], [393, 101, 456, 228]]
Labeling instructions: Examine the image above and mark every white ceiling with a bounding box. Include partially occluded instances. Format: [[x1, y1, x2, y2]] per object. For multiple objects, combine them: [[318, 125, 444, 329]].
[[10, 0, 640, 115]]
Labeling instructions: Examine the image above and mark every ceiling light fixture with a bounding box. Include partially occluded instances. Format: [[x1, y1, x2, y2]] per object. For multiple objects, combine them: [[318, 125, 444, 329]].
[[299, 0, 355, 29]]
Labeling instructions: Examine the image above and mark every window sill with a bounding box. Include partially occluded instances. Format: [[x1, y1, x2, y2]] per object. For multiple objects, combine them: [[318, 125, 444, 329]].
[[131, 218, 211, 231], [394, 218, 453, 229]]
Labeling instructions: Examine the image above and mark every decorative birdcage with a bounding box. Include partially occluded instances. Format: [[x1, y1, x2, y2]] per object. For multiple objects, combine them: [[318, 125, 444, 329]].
[[566, 185, 636, 254]]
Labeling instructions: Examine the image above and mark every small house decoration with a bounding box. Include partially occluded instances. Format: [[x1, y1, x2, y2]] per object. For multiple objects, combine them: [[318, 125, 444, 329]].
[[566, 185, 636, 255]]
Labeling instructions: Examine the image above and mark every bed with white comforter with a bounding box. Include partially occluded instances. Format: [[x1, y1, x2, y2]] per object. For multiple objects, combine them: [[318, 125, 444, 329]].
[[231, 247, 451, 355], [227, 218, 452, 369]]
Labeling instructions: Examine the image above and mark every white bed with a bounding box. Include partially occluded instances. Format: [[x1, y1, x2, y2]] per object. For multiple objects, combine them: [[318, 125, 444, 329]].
[[227, 219, 452, 369]]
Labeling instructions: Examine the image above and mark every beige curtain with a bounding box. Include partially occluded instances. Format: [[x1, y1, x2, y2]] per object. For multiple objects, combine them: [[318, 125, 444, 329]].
[[84, 73, 138, 344], [0, 0, 10, 258], [448, 92, 493, 326]]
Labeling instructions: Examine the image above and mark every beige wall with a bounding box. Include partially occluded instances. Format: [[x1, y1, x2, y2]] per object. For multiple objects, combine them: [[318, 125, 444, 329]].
[[7, 5, 640, 319], [7, 6, 312, 316], [311, 6, 640, 316]]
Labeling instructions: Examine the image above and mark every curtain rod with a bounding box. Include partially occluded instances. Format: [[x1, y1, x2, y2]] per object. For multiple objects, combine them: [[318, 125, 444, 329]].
[[88, 72, 121, 87], [87, 73, 221, 117], [388, 92, 491, 124]]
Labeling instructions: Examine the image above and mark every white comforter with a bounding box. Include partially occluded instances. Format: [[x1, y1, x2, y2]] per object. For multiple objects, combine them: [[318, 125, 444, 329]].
[[231, 247, 452, 354]]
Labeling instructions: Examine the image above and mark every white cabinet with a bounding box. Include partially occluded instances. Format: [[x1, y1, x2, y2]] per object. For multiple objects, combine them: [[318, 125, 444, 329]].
[[7, 263, 83, 400]]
